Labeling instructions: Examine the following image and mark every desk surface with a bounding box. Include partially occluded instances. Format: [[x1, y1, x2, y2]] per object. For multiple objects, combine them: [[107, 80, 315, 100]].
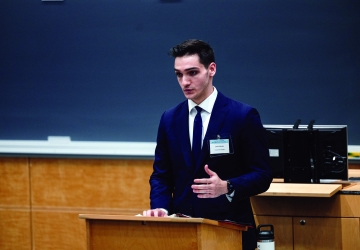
[[342, 170, 360, 192], [259, 183, 342, 197], [260, 169, 360, 196]]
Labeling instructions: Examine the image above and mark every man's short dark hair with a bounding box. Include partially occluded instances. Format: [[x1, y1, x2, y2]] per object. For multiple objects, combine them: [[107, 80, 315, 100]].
[[169, 39, 215, 68]]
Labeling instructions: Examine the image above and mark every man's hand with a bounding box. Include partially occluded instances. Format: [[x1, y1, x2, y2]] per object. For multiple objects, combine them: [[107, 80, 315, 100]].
[[191, 165, 228, 198], [142, 208, 168, 217]]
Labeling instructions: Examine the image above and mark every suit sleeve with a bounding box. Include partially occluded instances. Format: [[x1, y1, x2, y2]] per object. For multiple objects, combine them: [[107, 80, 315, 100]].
[[149, 112, 174, 212], [231, 108, 273, 201]]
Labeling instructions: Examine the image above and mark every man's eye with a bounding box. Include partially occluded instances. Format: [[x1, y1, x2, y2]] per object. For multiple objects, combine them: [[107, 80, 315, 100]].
[[189, 71, 198, 76], [175, 72, 182, 77]]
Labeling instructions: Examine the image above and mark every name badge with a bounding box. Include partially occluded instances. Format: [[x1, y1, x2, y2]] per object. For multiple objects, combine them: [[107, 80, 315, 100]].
[[209, 139, 230, 155]]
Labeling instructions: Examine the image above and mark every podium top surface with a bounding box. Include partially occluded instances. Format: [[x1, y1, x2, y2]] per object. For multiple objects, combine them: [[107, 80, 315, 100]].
[[258, 183, 342, 197], [78, 214, 247, 231]]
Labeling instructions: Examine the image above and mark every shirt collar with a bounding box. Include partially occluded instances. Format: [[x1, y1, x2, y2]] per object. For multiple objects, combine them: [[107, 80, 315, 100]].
[[188, 87, 218, 114]]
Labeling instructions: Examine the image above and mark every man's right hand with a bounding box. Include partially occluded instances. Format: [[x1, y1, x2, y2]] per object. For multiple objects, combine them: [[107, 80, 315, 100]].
[[142, 208, 168, 217]]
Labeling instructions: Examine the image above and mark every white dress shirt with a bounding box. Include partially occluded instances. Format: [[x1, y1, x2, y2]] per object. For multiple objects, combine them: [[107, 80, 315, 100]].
[[188, 87, 218, 148], [187, 87, 234, 201]]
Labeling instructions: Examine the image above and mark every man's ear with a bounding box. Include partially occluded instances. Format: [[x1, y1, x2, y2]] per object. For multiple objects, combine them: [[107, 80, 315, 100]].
[[208, 62, 216, 76]]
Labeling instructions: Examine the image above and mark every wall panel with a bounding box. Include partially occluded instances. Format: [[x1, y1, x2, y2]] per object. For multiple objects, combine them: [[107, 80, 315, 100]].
[[0, 158, 31, 250], [0, 210, 31, 250], [29, 158, 153, 250], [32, 211, 86, 250], [30, 158, 153, 209], [0, 157, 359, 249]]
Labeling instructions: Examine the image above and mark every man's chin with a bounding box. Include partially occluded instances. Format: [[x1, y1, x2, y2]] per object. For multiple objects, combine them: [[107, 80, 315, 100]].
[[183, 93, 194, 100]]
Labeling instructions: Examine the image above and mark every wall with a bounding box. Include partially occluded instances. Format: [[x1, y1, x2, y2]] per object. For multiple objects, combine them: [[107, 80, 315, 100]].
[[0, 157, 153, 250], [1, 0, 359, 144], [1, 157, 359, 249]]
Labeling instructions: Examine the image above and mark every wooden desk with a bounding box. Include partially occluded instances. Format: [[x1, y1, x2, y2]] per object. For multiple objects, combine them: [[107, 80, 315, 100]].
[[79, 215, 247, 250], [252, 181, 360, 250], [259, 183, 342, 197]]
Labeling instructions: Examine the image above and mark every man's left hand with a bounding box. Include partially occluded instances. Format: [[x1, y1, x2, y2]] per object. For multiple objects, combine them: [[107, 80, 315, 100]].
[[191, 165, 228, 198]]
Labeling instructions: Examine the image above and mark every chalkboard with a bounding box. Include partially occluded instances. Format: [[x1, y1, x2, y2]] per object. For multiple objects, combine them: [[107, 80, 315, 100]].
[[1, 0, 359, 144]]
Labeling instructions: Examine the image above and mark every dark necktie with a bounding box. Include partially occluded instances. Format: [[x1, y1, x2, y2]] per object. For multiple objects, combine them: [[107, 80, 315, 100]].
[[192, 106, 203, 165]]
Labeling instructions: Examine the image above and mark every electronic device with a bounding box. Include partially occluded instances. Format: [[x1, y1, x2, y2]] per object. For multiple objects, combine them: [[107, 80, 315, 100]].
[[264, 123, 348, 183]]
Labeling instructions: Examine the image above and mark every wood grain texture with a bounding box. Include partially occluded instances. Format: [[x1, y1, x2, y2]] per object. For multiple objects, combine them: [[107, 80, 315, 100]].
[[348, 169, 360, 178], [258, 183, 342, 197], [30, 158, 153, 209], [0, 158, 31, 250], [349, 163, 360, 169], [89, 220, 198, 250], [0, 157, 30, 207], [32, 210, 86, 250], [252, 195, 360, 250], [252, 194, 360, 218], [85, 218, 243, 250], [0, 210, 31, 250], [79, 214, 247, 231], [293, 217, 360, 250], [1, 156, 358, 250], [196, 223, 243, 250], [29, 158, 154, 250]]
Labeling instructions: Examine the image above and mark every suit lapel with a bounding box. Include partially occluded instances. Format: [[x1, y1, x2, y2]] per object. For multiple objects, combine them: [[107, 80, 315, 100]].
[[175, 101, 193, 169], [195, 92, 230, 172], [175, 92, 231, 172]]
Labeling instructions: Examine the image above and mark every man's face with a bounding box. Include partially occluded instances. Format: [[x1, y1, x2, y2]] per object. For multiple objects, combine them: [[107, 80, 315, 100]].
[[174, 54, 216, 104]]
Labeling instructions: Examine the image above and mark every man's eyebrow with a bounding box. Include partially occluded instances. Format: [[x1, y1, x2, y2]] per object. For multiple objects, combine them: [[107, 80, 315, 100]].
[[174, 67, 199, 72]]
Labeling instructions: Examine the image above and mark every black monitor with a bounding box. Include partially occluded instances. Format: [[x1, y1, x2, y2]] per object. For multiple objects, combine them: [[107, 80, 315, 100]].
[[264, 125, 348, 183], [265, 127, 285, 178]]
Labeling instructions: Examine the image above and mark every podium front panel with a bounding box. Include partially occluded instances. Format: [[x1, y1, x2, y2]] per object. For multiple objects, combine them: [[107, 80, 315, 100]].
[[85, 219, 243, 250]]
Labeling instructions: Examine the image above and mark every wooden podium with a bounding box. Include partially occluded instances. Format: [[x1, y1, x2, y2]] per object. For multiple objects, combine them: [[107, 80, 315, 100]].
[[79, 214, 247, 250]]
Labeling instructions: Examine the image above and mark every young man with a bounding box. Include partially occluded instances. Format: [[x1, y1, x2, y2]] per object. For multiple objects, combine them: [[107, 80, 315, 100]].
[[143, 39, 272, 249]]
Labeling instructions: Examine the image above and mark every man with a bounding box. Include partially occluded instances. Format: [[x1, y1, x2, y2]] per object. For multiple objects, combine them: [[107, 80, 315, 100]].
[[143, 39, 272, 249]]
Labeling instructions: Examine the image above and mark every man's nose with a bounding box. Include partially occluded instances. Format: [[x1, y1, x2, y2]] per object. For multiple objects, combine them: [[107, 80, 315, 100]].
[[181, 75, 191, 85]]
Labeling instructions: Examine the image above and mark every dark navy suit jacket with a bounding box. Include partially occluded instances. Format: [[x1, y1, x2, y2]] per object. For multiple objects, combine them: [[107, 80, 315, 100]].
[[149, 91, 272, 248]]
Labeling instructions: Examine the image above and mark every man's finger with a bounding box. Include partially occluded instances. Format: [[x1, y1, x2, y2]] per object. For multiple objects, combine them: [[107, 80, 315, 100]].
[[193, 179, 210, 184], [204, 164, 216, 176], [192, 183, 210, 190]]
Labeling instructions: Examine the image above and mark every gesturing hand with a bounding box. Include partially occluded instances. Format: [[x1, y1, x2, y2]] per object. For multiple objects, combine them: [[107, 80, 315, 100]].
[[191, 165, 228, 198]]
